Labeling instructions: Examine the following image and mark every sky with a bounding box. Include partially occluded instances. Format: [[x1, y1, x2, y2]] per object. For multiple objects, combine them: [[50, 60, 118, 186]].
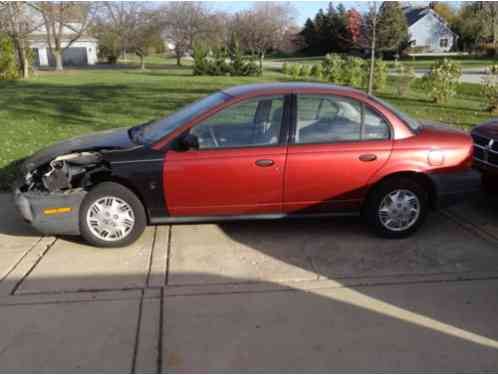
[[207, 1, 457, 27]]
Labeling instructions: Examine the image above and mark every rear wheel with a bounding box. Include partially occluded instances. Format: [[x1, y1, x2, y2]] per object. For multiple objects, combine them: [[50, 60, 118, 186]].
[[79, 182, 146, 248], [365, 178, 428, 238]]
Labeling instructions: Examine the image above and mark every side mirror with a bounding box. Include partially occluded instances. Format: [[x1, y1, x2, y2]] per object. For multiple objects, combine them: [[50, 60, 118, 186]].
[[180, 133, 199, 150]]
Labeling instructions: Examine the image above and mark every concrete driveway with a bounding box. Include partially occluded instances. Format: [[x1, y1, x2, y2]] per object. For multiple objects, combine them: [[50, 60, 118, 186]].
[[0, 192, 497, 371]]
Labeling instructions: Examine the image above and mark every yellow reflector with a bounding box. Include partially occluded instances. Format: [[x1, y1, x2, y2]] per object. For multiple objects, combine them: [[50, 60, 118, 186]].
[[43, 207, 72, 215]]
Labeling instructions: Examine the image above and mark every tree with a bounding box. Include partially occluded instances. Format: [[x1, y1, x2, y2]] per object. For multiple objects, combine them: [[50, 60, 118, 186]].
[[28, 2, 95, 71], [376, 1, 409, 55], [429, 2, 457, 24], [231, 2, 295, 72], [0, 1, 41, 78], [93, 2, 161, 69], [346, 8, 363, 45], [0, 33, 20, 80], [361, 2, 380, 95], [452, 2, 484, 52], [159, 2, 211, 66]]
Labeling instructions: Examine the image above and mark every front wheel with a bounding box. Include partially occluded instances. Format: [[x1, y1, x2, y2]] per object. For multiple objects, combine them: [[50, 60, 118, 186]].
[[79, 182, 147, 248], [365, 178, 428, 238]]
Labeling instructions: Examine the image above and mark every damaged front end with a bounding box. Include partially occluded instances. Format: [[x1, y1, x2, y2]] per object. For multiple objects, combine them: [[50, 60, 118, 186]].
[[14, 151, 108, 236]]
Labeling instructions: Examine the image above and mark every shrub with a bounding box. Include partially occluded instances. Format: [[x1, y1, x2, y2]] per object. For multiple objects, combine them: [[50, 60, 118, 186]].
[[228, 40, 260, 76], [422, 59, 461, 104], [322, 53, 344, 84], [209, 48, 231, 76], [488, 64, 498, 75], [396, 62, 416, 97], [481, 72, 498, 113], [192, 44, 210, 76], [300, 64, 311, 78], [282, 62, 289, 75], [0, 35, 20, 80], [193, 42, 259, 77], [373, 58, 388, 92], [344, 57, 366, 88], [289, 64, 301, 79], [310, 64, 323, 80]]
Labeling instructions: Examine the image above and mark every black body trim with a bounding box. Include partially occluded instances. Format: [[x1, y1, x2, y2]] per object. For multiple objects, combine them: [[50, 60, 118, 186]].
[[428, 169, 482, 208]]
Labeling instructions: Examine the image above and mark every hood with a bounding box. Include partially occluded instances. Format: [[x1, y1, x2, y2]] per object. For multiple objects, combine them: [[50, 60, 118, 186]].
[[22, 127, 135, 173], [472, 119, 498, 139]]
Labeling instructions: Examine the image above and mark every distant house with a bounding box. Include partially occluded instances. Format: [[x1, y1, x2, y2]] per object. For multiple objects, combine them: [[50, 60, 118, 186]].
[[28, 23, 98, 67], [403, 5, 458, 53]]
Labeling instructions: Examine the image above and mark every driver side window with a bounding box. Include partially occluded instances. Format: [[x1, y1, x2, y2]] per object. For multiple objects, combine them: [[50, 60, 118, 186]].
[[190, 95, 285, 149]]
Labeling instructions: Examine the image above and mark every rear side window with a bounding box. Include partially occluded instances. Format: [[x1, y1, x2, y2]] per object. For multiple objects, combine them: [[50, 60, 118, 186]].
[[294, 94, 390, 144]]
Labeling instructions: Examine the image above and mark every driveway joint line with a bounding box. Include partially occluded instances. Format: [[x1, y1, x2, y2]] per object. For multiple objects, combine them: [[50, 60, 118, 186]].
[[10, 236, 57, 296], [157, 287, 165, 373], [131, 289, 145, 374], [145, 226, 158, 288], [162, 274, 498, 298], [441, 209, 498, 245], [165, 225, 172, 286], [0, 236, 44, 284]]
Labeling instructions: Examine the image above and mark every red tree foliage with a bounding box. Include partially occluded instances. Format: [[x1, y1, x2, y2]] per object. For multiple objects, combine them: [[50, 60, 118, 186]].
[[346, 8, 362, 44]]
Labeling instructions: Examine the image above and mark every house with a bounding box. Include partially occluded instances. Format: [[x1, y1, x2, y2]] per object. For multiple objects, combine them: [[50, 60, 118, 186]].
[[403, 5, 458, 53], [28, 23, 98, 67]]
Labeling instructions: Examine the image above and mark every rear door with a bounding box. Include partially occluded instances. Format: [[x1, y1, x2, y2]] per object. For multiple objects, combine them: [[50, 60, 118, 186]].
[[164, 94, 290, 217], [284, 93, 393, 213]]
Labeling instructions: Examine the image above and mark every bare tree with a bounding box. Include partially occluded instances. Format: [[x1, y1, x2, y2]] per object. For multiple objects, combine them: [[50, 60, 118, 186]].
[[0, 1, 42, 78], [231, 2, 296, 72], [360, 2, 380, 95], [28, 1, 95, 71], [159, 2, 211, 66], [94, 2, 160, 69]]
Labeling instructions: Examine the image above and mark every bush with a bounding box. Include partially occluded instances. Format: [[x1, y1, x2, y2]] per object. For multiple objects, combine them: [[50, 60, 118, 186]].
[[0, 35, 20, 80], [396, 62, 416, 97], [322, 53, 344, 84], [310, 64, 323, 80], [422, 59, 461, 103], [344, 57, 367, 88], [300, 64, 311, 78], [289, 64, 301, 80], [282, 62, 289, 75], [192, 42, 259, 77], [192, 44, 210, 76], [481, 72, 498, 113], [373, 58, 388, 92]]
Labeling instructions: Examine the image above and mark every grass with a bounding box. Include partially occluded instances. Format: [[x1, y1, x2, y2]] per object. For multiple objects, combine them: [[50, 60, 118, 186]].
[[0, 53, 494, 190]]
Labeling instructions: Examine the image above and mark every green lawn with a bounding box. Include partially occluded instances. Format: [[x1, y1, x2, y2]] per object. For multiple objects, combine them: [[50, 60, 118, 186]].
[[0, 55, 494, 190]]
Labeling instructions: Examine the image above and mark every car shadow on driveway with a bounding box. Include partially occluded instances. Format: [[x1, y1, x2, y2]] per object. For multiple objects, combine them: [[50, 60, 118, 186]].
[[0, 272, 497, 371]]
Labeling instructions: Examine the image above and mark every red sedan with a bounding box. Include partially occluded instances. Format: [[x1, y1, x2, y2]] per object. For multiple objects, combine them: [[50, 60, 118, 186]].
[[15, 83, 480, 247]]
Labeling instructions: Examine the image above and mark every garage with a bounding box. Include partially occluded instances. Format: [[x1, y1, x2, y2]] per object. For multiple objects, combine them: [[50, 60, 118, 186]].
[[48, 47, 89, 67]]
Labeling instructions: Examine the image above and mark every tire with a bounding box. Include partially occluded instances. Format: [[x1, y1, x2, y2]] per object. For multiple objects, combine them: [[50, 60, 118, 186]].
[[79, 182, 147, 248], [365, 177, 428, 239]]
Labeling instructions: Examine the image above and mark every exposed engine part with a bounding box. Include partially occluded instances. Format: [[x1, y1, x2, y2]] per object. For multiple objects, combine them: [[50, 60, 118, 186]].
[[27, 152, 104, 193]]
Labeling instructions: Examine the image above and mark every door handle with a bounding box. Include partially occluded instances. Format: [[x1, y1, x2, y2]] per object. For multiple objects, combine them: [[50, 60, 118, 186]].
[[255, 159, 275, 167], [359, 154, 377, 162]]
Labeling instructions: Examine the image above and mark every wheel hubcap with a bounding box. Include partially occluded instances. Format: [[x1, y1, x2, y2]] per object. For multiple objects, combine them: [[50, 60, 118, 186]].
[[378, 189, 420, 232], [86, 196, 135, 242]]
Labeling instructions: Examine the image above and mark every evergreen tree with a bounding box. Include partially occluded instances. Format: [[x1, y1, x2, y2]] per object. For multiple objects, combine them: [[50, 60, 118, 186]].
[[376, 2, 409, 55]]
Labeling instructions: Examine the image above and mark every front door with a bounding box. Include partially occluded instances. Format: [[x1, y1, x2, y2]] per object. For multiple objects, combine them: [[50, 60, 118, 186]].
[[284, 93, 393, 213], [164, 94, 289, 217]]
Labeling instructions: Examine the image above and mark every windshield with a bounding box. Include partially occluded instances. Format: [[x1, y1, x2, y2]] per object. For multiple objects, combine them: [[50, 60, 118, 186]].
[[136, 92, 230, 145], [370, 96, 421, 132]]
